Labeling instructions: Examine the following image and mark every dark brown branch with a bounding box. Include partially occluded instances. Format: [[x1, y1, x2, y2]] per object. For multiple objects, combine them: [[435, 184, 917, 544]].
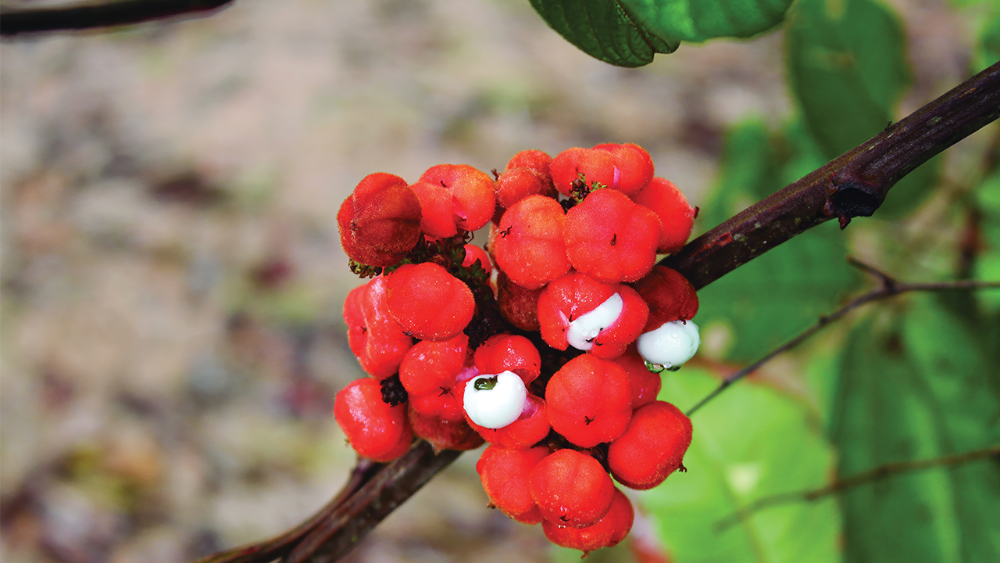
[[684, 258, 1000, 416], [714, 444, 1000, 531], [661, 61, 1000, 290], [195, 63, 1000, 563], [0, 0, 234, 36]]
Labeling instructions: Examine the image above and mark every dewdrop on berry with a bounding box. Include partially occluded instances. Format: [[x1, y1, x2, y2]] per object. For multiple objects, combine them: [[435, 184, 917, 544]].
[[464, 371, 527, 429], [636, 320, 700, 371], [566, 293, 624, 351]]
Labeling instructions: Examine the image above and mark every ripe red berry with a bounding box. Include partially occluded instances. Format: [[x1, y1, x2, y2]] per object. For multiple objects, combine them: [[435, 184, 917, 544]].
[[564, 188, 661, 283], [477, 445, 550, 524], [492, 195, 571, 289], [536, 272, 648, 359], [506, 149, 554, 179], [334, 378, 412, 462], [474, 334, 541, 386], [496, 271, 542, 332], [550, 147, 617, 196], [631, 177, 695, 254], [495, 167, 557, 215], [343, 277, 414, 380], [416, 164, 496, 236], [466, 393, 551, 450], [545, 354, 632, 448], [386, 263, 475, 342], [608, 401, 692, 490], [541, 487, 634, 555], [337, 173, 422, 267], [530, 449, 615, 528], [630, 266, 699, 332], [592, 143, 655, 196], [407, 404, 484, 453], [399, 332, 473, 423], [612, 347, 662, 409]]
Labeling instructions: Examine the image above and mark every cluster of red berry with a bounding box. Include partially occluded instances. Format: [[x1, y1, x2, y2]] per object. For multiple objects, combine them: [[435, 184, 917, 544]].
[[335, 144, 700, 555]]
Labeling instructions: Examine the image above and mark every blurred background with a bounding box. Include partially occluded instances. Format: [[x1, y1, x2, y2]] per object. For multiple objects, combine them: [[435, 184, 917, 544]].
[[1, 1, 997, 562]]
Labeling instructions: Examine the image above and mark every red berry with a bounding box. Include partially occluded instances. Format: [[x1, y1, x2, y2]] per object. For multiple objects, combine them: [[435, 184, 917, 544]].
[[419, 164, 496, 234], [477, 445, 550, 524], [612, 347, 662, 409], [495, 167, 557, 213], [536, 272, 648, 359], [496, 271, 542, 332], [386, 263, 475, 342], [399, 333, 473, 423], [343, 277, 414, 380], [474, 334, 541, 386], [507, 149, 554, 178], [337, 173, 422, 267], [530, 449, 615, 527], [564, 188, 661, 283], [493, 195, 571, 289], [545, 354, 632, 448], [466, 393, 551, 450], [542, 488, 634, 555], [592, 143, 655, 196], [550, 147, 616, 196], [630, 266, 699, 332], [407, 404, 484, 453], [632, 177, 695, 254], [334, 378, 412, 462], [608, 401, 692, 490]]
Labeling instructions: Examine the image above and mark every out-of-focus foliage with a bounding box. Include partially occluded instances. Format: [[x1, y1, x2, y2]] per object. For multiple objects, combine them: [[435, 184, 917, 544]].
[[693, 120, 862, 362], [830, 296, 1000, 562], [641, 369, 838, 563]]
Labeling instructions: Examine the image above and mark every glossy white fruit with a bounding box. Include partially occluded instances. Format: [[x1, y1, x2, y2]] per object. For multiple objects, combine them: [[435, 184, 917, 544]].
[[463, 370, 527, 429], [565, 292, 624, 351], [636, 320, 700, 370]]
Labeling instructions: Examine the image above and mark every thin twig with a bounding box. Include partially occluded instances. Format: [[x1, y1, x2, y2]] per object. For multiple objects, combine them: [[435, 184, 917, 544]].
[[0, 0, 234, 36], [685, 258, 1000, 416], [714, 444, 1000, 531]]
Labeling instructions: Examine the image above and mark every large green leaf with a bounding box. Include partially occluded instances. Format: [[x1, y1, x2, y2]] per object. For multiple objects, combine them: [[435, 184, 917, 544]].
[[695, 120, 861, 362], [620, 0, 794, 43], [642, 369, 838, 563], [528, 0, 680, 67], [786, 0, 938, 217], [830, 297, 1000, 563]]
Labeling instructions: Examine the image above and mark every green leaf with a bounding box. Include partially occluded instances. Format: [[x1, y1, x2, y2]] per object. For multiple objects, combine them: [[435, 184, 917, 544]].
[[695, 120, 862, 362], [786, 0, 938, 217], [642, 369, 838, 563], [830, 297, 1000, 563], [620, 0, 794, 43], [528, 0, 679, 67], [787, 0, 911, 157]]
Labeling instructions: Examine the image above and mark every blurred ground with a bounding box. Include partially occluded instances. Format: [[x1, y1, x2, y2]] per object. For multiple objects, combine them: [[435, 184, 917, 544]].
[[0, 0, 977, 562]]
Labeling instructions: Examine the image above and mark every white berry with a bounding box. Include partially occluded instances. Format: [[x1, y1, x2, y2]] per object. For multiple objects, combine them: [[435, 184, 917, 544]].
[[636, 320, 700, 370], [463, 371, 527, 429], [565, 292, 624, 351]]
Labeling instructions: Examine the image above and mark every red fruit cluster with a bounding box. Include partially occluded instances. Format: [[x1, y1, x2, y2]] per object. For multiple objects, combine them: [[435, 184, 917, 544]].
[[334, 145, 699, 555]]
